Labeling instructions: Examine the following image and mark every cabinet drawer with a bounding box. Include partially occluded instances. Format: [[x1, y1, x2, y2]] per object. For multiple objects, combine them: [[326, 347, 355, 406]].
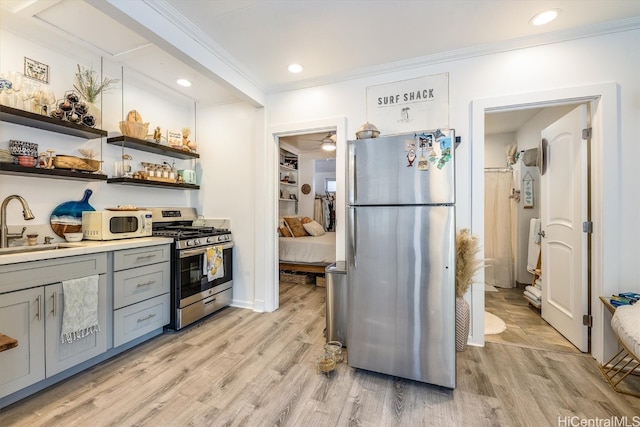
[[113, 245, 170, 271], [113, 263, 170, 309], [113, 294, 170, 347]]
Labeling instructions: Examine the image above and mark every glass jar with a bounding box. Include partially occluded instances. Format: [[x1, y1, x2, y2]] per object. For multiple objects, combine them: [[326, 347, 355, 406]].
[[324, 341, 343, 363], [315, 352, 336, 376]]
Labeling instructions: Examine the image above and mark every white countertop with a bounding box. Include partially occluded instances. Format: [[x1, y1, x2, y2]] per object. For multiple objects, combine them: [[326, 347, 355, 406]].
[[0, 237, 174, 266]]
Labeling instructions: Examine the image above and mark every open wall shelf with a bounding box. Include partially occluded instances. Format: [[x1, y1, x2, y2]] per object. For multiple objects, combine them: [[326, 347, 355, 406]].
[[106, 136, 200, 159], [0, 105, 107, 139], [107, 177, 199, 189], [0, 163, 108, 181]]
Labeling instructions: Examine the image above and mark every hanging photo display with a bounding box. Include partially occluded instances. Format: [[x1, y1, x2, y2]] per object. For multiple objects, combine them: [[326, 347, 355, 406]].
[[366, 73, 449, 134], [523, 172, 534, 208], [410, 131, 452, 170]]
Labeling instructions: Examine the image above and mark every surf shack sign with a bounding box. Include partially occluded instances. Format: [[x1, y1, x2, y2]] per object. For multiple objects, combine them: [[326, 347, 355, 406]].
[[366, 73, 449, 134]]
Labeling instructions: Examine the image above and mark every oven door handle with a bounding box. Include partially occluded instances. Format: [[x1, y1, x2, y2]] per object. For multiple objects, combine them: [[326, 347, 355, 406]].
[[179, 242, 234, 258]]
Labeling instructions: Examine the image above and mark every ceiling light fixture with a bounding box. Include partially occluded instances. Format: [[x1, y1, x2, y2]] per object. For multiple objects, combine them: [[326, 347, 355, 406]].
[[288, 63, 304, 73], [321, 134, 336, 151], [176, 78, 192, 87], [530, 9, 561, 26]]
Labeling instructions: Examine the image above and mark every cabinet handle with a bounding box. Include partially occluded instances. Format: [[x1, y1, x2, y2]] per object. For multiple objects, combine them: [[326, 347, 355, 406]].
[[136, 280, 156, 288], [51, 292, 57, 317], [137, 313, 156, 323], [35, 295, 41, 321], [135, 254, 157, 261]]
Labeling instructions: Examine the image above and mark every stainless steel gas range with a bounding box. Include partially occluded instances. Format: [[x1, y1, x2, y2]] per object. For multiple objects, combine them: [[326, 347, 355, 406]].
[[147, 207, 233, 330]]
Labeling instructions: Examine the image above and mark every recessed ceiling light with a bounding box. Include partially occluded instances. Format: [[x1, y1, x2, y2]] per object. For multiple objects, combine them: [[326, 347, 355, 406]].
[[530, 9, 561, 26], [177, 78, 192, 87], [288, 63, 303, 73]]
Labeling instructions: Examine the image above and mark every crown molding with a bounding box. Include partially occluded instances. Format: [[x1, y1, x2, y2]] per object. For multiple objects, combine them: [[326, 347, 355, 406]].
[[137, 4, 639, 97], [144, 0, 266, 90], [267, 16, 640, 94]]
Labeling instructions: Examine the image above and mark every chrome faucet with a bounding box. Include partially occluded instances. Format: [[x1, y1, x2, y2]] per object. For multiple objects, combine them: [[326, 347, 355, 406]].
[[1, 195, 35, 248]]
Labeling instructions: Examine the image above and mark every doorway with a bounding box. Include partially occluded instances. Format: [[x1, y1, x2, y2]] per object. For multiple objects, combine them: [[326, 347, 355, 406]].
[[470, 83, 616, 363], [266, 117, 346, 312], [483, 104, 585, 352]]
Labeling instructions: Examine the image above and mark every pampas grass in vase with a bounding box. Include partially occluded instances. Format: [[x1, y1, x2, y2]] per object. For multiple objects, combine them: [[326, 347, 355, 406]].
[[455, 228, 482, 351], [456, 228, 482, 298]]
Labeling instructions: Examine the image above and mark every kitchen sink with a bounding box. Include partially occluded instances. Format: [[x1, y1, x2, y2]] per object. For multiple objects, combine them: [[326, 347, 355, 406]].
[[0, 244, 70, 255]]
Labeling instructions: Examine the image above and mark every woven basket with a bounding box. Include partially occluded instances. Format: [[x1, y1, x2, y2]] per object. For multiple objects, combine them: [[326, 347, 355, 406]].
[[53, 155, 100, 172], [280, 271, 313, 284]]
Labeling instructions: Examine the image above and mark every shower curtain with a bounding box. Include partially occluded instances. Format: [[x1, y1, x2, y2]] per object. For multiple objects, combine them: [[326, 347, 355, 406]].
[[484, 170, 515, 288]]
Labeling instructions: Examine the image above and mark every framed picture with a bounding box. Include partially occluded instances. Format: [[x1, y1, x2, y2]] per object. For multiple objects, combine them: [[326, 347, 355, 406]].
[[523, 173, 534, 208], [167, 129, 182, 148], [24, 57, 49, 83], [366, 73, 449, 135]]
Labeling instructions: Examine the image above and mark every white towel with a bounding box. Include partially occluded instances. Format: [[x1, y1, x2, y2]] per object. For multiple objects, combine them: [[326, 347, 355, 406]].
[[61, 275, 100, 344], [525, 285, 542, 300], [204, 246, 224, 281], [524, 289, 541, 303], [527, 218, 541, 272]]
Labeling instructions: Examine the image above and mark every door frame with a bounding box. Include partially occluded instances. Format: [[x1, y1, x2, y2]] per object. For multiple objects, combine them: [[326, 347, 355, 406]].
[[258, 116, 347, 312], [470, 83, 618, 364]]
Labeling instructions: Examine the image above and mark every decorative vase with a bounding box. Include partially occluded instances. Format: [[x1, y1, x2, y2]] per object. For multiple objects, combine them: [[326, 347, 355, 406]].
[[455, 297, 470, 352], [49, 189, 95, 238]]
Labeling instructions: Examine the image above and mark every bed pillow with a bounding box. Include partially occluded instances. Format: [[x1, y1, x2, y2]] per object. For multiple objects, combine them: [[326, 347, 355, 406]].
[[301, 216, 313, 224], [280, 226, 293, 237], [284, 216, 309, 237], [303, 220, 325, 237]]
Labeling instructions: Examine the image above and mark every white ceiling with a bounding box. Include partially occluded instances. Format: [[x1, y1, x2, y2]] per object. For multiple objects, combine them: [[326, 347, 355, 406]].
[[2, 1, 639, 108]]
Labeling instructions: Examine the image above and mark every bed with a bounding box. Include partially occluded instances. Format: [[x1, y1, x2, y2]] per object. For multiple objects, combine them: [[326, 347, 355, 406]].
[[279, 232, 336, 274]]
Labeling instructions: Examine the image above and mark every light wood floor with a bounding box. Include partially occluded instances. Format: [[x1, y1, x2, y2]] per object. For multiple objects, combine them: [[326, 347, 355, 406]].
[[1, 282, 638, 426], [484, 285, 581, 353]]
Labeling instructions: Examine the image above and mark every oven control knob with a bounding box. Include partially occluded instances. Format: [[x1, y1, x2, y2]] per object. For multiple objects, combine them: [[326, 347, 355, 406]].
[[207, 237, 214, 244], [194, 239, 200, 246], [186, 240, 194, 247]]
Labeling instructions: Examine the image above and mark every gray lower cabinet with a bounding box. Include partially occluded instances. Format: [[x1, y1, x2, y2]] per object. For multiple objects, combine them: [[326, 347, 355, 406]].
[[45, 277, 108, 376], [0, 287, 45, 398], [0, 254, 108, 399], [112, 245, 171, 347]]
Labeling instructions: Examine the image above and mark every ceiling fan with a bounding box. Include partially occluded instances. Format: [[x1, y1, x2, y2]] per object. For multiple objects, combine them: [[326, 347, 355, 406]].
[[297, 132, 337, 152]]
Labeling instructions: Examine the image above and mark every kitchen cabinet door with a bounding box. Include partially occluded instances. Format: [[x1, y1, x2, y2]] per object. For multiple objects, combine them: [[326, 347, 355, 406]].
[[44, 275, 108, 377], [0, 287, 45, 398]]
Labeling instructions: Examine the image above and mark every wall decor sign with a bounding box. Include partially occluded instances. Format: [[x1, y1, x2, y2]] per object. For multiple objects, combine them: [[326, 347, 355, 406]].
[[24, 57, 49, 83], [366, 73, 449, 134], [167, 129, 182, 148], [523, 172, 534, 208]]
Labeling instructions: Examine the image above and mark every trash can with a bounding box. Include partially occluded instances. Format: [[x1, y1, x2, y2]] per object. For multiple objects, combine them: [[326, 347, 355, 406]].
[[325, 261, 347, 346]]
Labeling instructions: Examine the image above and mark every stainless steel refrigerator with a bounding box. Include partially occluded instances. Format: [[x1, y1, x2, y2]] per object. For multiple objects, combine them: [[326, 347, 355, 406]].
[[346, 129, 456, 388]]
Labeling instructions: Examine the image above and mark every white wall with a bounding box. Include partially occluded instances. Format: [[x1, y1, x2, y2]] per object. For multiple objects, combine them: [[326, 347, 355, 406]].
[[264, 29, 640, 361], [484, 133, 515, 168], [196, 102, 261, 310]]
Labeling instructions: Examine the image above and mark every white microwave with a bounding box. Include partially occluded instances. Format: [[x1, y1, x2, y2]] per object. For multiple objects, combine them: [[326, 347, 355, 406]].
[[82, 210, 153, 240]]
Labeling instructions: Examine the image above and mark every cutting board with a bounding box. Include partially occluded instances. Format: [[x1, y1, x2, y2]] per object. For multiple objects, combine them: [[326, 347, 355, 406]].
[[49, 189, 95, 238]]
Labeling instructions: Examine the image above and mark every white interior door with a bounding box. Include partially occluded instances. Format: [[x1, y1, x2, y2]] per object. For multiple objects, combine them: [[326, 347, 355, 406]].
[[540, 104, 589, 352]]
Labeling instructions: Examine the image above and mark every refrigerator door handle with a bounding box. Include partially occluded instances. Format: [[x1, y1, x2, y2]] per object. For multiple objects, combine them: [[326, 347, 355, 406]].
[[348, 144, 356, 204], [348, 207, 357, 268]]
